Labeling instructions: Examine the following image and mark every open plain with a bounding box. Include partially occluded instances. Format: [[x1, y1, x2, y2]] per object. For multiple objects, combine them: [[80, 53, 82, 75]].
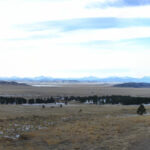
[[1, 83, 150, 98], [0, 84, 150, 149]]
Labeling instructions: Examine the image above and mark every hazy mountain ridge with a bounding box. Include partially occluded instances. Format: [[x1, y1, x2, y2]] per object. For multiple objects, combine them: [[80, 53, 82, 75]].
[[114, 82, 150, 88], [1, 76, 150, 83]]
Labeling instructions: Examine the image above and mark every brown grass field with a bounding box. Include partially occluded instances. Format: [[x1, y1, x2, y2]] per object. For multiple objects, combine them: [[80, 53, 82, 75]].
[[0, 104, 150, 150], [1, 83, 150, 97], [0, 84, 150, 149]]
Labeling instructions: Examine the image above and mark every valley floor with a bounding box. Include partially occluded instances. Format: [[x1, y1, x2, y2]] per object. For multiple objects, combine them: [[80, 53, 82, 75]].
[[1, 84, 150, 98]]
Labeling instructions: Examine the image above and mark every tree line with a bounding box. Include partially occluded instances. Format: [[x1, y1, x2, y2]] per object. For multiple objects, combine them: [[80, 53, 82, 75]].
[[0, 95, 150, 105], [76, 95, 150, 105], [0, 97, 55, 104]]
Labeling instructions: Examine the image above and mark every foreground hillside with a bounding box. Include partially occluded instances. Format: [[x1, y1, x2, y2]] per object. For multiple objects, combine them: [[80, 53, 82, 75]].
[[0, 104, 150, 150]]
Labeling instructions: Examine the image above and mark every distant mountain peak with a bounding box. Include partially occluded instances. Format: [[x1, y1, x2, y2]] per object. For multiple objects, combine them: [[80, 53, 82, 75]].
[[0, 76, 150, 83]]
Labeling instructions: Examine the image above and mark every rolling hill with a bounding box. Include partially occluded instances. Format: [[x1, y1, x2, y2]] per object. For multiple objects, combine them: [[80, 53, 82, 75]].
[[114, 82, 150, 88]]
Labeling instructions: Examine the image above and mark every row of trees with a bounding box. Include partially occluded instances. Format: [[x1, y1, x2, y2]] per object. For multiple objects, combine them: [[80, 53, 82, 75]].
[[0, 97, 55, 104], [73, 95, 150, 105], [0, 95, 150, 105]]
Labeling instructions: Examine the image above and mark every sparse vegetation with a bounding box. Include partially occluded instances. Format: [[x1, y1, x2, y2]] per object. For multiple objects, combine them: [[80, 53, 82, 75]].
[[0, 84, 150, 149], [42, 105, 45, 109], [0, 104, 149, 150]]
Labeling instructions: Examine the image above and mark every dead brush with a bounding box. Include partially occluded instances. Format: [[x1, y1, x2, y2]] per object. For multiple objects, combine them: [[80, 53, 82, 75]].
[[19, 134, 33, 141]]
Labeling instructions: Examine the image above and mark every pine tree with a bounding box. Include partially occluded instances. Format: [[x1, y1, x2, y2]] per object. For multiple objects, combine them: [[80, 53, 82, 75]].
[[137, 104, 146, 115]]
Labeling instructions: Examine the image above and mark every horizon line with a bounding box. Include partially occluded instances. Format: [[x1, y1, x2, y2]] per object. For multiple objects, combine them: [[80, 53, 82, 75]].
[[0, 76, 150, 79]]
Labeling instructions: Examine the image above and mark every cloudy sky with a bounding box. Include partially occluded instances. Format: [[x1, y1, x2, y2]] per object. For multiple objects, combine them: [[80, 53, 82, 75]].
[[0, 0, 150, 78]]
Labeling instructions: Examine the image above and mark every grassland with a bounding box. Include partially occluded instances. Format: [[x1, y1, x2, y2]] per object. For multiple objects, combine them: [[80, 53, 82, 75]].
[[0, 104, 150, 150], [0, 84, 150, 149], [1, 84, 150, 98]]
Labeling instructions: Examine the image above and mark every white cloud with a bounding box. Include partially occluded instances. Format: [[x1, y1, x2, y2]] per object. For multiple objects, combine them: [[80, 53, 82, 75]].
[[1, 26, 150, 42], [0, 0, 150, 77], [0, 38, 150, 78], [54, 27, 150, 43], [0, 0, 150, 27]]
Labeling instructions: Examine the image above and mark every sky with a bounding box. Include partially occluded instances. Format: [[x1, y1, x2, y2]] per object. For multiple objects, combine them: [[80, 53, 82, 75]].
[[0, 0, 150, 78]]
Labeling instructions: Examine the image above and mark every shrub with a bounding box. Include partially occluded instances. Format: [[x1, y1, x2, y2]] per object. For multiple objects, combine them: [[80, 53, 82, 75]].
[[42, 105, 45, 109], [137, 104, 146, 115]]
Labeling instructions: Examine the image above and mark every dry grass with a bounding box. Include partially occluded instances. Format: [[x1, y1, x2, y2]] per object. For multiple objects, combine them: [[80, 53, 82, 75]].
[[0, 104, 150, 149], [1, 84, 150, 98]]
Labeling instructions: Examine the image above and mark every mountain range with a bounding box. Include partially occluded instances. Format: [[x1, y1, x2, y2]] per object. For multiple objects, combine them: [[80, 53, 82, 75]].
[[1, 76, 150, 83]]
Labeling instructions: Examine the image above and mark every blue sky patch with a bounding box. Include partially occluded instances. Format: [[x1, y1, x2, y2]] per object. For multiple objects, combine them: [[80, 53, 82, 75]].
[[18, 18, 150, 33]]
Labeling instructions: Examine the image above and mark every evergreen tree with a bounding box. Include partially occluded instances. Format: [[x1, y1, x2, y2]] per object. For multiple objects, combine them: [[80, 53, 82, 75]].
[[137, 104, 146, 115]]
